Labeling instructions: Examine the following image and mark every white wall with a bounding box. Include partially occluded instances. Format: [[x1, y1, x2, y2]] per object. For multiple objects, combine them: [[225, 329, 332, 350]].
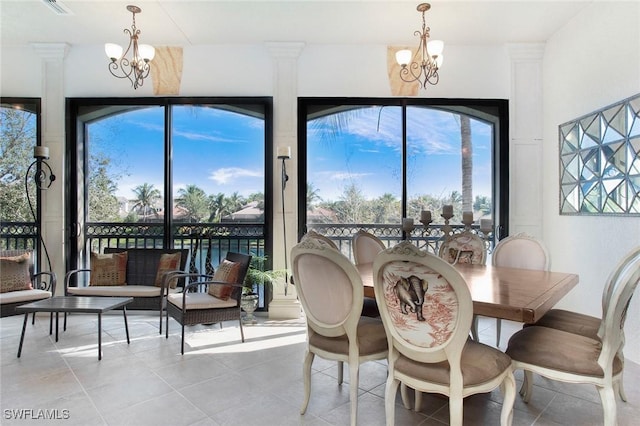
[[542, 2, 640, 362]]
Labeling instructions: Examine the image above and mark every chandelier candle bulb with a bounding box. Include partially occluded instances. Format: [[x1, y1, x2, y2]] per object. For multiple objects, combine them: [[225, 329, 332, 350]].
[[420, 210, 432, 222], [442, 205, 453, 217]]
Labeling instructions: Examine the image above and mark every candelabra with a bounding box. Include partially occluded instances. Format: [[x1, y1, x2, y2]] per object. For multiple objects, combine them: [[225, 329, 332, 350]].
[[479, 219, 494, 253], [461, 211, 474, 230], [440, 205, 454, 237], [25, 146, 55, 272], [401, 217, 415, 240]]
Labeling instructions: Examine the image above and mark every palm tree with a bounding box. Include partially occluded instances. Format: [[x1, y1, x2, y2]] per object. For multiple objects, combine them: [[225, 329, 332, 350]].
[[307, 183, 322, 208], [225, 192, 246, 214], [460, 115, 473, 212], [131, 183, 161, 222], [176, 184, 208, 222], [207, 193, 226, 222]]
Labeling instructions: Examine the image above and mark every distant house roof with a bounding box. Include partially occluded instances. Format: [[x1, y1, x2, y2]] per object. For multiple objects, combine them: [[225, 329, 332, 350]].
[[222, 201, 264, 222]]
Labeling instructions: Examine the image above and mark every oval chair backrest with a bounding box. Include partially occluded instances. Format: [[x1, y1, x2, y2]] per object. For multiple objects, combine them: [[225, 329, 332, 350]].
[[301, 230, 339, 250], [492, 233, 550, 271], [438, 231, 487, 266], [598, 247, 640, 372], [599, 246, 640, 324], [373, 241, 473, 364], [353, 230, 385, 266], [292, 238, 363, 339]]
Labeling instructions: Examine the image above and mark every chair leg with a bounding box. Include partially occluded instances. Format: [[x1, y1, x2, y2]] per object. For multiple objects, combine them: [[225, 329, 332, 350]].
[[414, 388, 423, 412], [500, 372, 516, 426], [348, 358, 359, 426], [597, 385, 617, 426], [238, 318, 245, 343], [337, 361, 344, 385], [496, 318, 502, 347], [449, 393, 464, 426], [471, 315, 479, 341], [181, 323, 185, 355], [300, 350, 314, 415], [617, 375, 627, 402], [165, 309, 170, 339], [385, 376, 399, 426], [400, 383, 411, 409], [520, 370, 534, 403]]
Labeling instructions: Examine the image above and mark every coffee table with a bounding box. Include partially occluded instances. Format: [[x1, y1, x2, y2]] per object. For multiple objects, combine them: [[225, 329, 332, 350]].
[[16, 296, 133, 360]]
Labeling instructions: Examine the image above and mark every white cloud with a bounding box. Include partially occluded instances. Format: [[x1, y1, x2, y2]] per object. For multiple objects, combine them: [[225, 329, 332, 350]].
[[209, 167, 262, 185]]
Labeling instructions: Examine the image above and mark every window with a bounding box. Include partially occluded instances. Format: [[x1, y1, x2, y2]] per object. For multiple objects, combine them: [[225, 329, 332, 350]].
[[298, 98, 508, 254], [0, 98, 44, 262], [67, 97, 273, 308]]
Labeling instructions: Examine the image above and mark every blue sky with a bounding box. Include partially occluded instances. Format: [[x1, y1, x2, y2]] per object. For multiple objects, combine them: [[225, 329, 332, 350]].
[[88, 105, 492, 203]]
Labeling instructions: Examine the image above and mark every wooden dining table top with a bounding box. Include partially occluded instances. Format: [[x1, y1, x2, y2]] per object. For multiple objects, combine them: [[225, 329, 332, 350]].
[[357, 262, 579, 324]]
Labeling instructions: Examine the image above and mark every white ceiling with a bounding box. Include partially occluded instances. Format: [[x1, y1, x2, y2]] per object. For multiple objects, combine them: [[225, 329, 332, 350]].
[[1, 0, 593, 48]]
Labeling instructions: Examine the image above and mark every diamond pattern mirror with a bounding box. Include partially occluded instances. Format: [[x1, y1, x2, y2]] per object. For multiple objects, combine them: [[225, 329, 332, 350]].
[[559, 94, 640, 215]]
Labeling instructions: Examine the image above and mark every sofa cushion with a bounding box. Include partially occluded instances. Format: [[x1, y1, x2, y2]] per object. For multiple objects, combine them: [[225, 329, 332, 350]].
[[208, 259, 240, 300], [154, 252, 182, 288], [0, 252, 33, 293], [0, 289, 51, 304], [90, 251, 128, 286], [168, 292, 237, 310], [67, 285, 164, 298]]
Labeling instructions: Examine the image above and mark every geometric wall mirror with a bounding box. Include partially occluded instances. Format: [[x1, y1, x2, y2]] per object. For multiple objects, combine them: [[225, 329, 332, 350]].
[[560, 93, 640, 215]]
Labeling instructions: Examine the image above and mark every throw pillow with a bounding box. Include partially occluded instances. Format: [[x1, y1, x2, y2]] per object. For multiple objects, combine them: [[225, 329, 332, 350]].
[[208, 259, 241, 300], [154, 252, 182, 288], [0, 252, 33, 293], [89, 251, 128, 286]]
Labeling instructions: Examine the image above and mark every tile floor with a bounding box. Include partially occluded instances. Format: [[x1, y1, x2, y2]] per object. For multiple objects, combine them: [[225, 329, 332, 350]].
[[1, 311, 638, 425]]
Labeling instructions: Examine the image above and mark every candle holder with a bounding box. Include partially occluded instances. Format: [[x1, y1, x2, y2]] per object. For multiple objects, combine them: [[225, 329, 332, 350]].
[[441, 211, 454, 237], [462, 211, 474, 230], [401, 218, 415, 240]]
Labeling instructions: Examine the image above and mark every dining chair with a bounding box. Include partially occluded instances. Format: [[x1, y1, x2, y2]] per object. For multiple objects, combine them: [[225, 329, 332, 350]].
[[165, 251, 251, 354], [506, 247, 640, 426], [438, 230, 487, 341], [373, 241, 515, 425], [301, 229, 338, 250], [352, 230, 385, 317], [291, 237, 388, 426], [526, 245, 640, 402], [491, 233, 550, 346]]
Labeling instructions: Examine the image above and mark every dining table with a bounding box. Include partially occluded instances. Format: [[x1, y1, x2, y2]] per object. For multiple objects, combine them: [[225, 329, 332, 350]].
[[357, 262, 579, 324]]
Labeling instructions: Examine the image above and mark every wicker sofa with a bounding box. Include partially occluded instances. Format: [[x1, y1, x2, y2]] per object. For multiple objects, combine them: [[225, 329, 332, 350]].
[[1, 249, 57, 317], [64, 248, 189, 332]]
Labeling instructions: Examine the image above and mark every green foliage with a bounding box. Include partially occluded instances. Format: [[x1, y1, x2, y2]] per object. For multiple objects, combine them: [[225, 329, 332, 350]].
[[88, 152, 121, 221], [243, 254, 286, 295], [176, 184, 208, 222], [0, 107, 36, 221]]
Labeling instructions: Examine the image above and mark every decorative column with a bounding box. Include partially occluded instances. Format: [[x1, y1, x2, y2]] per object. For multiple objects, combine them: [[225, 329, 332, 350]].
[[507, 44, 545, 239], [31, 43, 69, 295], [266, 42, 305, 319]]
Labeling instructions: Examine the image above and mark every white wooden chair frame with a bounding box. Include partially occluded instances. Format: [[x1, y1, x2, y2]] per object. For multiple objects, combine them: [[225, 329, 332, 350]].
[[374, 241, 515, 426]]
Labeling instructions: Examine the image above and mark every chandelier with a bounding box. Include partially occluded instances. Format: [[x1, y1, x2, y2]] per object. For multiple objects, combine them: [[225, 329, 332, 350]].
[[105, 5, 155, 90], [396, 3, 444, 89]]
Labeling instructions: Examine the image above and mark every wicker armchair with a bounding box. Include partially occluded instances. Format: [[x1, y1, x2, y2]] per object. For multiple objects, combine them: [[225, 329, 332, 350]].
[[1, 249, 56, 319], [165, 252, 252, 354]]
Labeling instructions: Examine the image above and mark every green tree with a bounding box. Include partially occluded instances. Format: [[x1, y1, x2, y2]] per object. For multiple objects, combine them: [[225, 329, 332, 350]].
[[176, 184, 208, 222], [88, 152, 121, 221], [225, 192, 246, 215], [307, 183, 322, 208], [0, 107, 36, 221], [207, 192, 226, 222], [334, 183, 367, 223], [474, 195, 492, 215], [132, 183, 161, 222], [371, 193, 399, 223]]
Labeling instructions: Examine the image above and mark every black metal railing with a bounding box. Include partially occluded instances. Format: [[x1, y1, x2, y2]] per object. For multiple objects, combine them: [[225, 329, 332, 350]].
[[0, 222, 37, 251]]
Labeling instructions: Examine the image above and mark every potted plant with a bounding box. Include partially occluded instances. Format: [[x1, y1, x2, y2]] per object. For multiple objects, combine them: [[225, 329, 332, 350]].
[[241, 255, 286, 325]]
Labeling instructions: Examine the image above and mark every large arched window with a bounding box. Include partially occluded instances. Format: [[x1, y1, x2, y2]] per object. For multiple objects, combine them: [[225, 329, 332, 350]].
[[67, 97, 273, 308], [298, 98, 508, 255]]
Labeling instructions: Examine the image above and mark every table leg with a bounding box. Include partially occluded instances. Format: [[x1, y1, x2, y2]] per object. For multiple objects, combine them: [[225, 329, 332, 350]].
[[98, 313, 102, 361], [49, 312, 53, 335], [17, 313, 29, 358], [123, 307, 130, 344], [55, 312, 59, 342]]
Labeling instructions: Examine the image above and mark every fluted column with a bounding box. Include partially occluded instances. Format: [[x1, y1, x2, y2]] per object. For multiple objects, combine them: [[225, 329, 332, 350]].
[[31, 43, 69, 294], [507, 43, 545, 239], [266, 42, 304, 319]]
